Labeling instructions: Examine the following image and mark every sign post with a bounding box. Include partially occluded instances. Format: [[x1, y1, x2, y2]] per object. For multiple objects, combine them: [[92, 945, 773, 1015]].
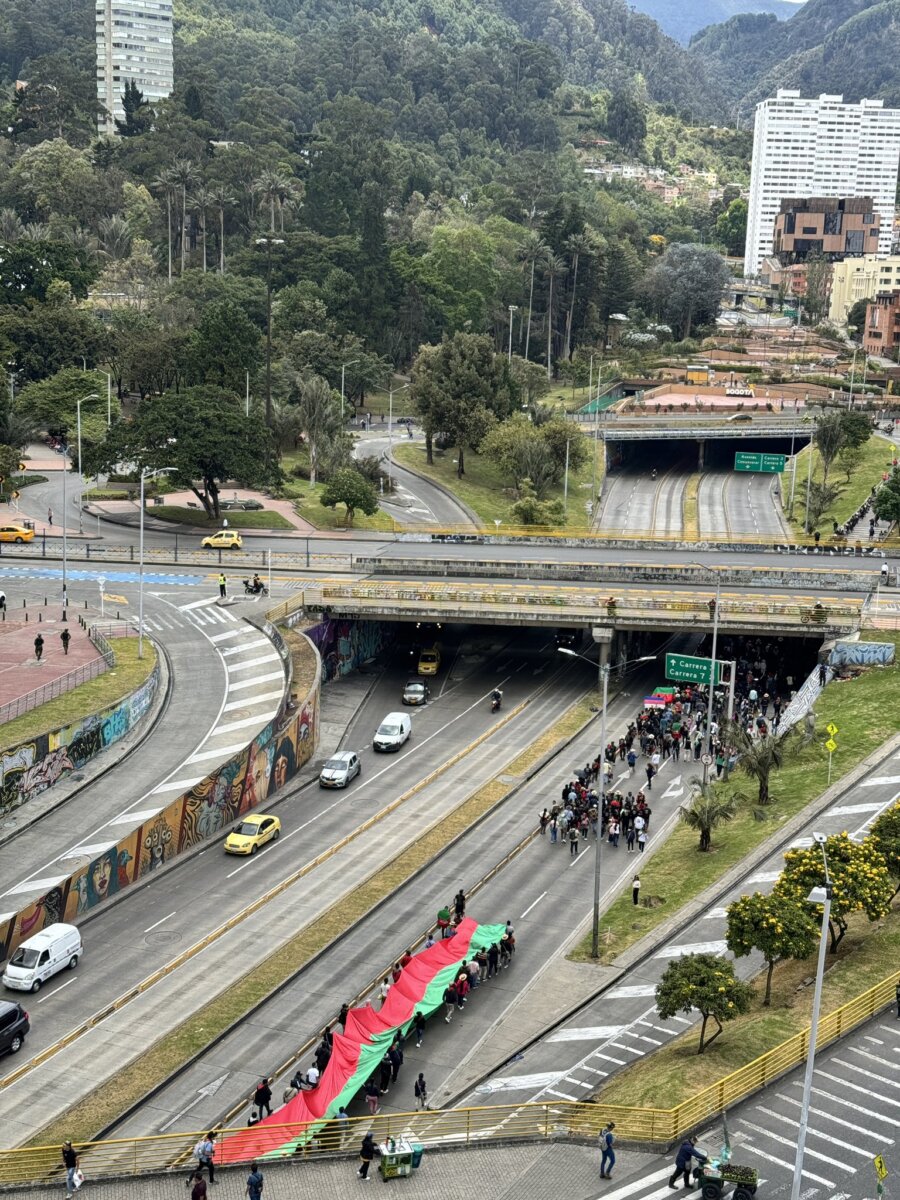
[[874, 1153, 888, 1199], [665, 653, 723, 686], [825, 723, 839, 785]]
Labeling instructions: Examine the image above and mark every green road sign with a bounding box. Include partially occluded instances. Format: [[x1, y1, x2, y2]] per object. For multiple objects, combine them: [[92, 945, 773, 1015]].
[[665, 653, 722, 685], [734, 452, 787, 474]]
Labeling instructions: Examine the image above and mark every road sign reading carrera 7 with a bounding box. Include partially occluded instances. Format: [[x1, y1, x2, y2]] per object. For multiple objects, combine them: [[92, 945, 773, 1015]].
[[734, 452, 787, 473], [665, 653, 723, 685]]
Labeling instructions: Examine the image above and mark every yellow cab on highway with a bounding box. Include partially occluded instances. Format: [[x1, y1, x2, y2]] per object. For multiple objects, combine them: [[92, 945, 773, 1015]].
[[201, 529, 243, 549], [417, 644, 441, 676], [224, 813, 281, 855], [0, 525, 34, 543]]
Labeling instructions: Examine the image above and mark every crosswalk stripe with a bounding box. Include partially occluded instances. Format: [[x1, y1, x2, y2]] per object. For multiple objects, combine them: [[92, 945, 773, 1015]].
[[763, 1107, 878, 1156], [587, 1165, 674, 1200], [777, 1091, 896, 1142], [741, 1144, 834, 1189], [738, 1119, 855, 1173], [187, 742, 249, 763], [226, 653, 280, 673], [222, 639, 269, 656], [547, 1026, 624, 1043], [210, 629, 245, 643], [215, 712, 278, 736], [655, 940, 728, 958], [604, 984, 656, 999], [152, 778, 204, 795], [592, 1052, 627, 1066], [222, 690, 284, 712], [845, 1046, 900, 1075], [228, 671, 283, 691], [178, 596, 220, 611], [816, 1067, 900, 1109]]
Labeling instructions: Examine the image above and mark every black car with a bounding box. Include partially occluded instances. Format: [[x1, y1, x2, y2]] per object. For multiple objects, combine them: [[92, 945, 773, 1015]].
[[0, 1000, 29, 1055]]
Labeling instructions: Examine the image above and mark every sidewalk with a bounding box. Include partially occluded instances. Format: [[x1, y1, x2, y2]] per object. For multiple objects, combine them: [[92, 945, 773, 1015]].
[[0, 620, 104, 709]]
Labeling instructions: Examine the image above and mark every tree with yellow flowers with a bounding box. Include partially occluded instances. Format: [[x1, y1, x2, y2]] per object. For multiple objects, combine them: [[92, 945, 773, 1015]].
[[655, 953, 753, 1053], [869, 801, 900, 898], [774, 832, 892, 953], [726, 891, 818, 1006]]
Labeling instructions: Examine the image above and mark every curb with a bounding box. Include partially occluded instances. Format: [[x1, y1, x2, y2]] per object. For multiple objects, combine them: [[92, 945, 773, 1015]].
[[387, 450, 481, 527]]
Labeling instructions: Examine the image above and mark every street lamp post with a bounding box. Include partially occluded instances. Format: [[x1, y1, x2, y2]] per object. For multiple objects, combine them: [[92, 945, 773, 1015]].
[[558, 648, 655, 958], [847, 341, 858, 409], [340, 360, 360, 421], [790, 836, 833, 1200], [702, 584, 721, 787], [76, 393, 99, 536], [507, 306, 518, 361], [387, 381, 410, 491], [139, 467, 176, 659], [804, 426, 815, 534], [255, 236, 284, 426]]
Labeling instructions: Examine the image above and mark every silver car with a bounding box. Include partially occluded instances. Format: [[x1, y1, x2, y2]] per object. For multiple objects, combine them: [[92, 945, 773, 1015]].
[[319, 751, 361, 788]]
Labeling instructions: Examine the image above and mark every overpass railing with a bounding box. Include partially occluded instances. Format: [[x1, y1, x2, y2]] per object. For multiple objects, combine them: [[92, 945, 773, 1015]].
[[3, 969, 896, 1186]]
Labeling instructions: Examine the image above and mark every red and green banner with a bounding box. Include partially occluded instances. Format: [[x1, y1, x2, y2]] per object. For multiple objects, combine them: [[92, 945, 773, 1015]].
[[219, 917, 506, 1162]]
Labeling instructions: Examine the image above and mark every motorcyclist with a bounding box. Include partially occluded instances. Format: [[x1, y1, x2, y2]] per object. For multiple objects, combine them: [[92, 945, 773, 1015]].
[[491, 688, 503, 711], [651, 468, 658, 480]]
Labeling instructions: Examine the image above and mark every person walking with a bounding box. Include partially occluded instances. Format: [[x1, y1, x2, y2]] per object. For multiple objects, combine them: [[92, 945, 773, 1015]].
[[191, 1175, 207, 1200], [187, 1133, 216, 1185], [245, 1163, 263, 1200], [453, 888, 466, 922], [414, 1072, 429, 1110], [413, 1009, 426, 1047], [568, 824, 579, 856], [336, 1106, 351, 1149], [62, 1142, 79, 1196], [60, 628, 71, 655], [443, 980, 458, 1022], [253, 1078, 272, 1118], [599, 1121, 616, 1179], [364, 1078, 380, 1116], [218, 573, 227, 599], [358, 1132, 376, 1181], [632, 875, 641, 906], [0, 590, 5, 613], [638, 830, 648, 854], [669, 1136, 706, 1189], [47, 507, 53, 526], [549, 814, 558, 844], [34, 633, 44, 662], [645, 762, 655, 789], [539, 808, 550, 835]]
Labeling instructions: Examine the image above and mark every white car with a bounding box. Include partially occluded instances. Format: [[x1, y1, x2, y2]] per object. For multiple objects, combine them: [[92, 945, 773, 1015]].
[[319, 751, 361, 788], [373, 712, 412, 752]]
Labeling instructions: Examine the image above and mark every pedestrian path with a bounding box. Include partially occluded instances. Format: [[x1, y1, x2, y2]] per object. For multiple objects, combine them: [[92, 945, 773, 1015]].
[[0, 564, 205, 587]]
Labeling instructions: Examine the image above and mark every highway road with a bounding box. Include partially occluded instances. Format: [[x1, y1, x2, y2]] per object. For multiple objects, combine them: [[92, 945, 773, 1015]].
[[596, 466, 691, 537], [354, 432, 475, 527], [698, 471, 789, 540]]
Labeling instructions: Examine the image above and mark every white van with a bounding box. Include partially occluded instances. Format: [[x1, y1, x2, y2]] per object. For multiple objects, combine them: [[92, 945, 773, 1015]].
[[373, 712, 412, 752], [2, 924, 83, 993]]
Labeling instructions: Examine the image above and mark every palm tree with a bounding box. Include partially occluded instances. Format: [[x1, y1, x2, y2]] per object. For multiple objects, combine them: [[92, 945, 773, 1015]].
[[0, 209, 23, 243], [207, 184, 233, 274], [541, 250, 565, 380], [97, 214, 133, 262], [21, 223, 50, 242], [151, 168, 178, 283], [291, 373, 341, 486], [254, 168, 293, 234], [269, 399, 304, 459], [721, 720, 799, 807], [190, 186, 215, 272], [517, 232, 547, 363], [170, 158, 198, 274], [563, 232, 594, 361], [679, 781, 738, 852]]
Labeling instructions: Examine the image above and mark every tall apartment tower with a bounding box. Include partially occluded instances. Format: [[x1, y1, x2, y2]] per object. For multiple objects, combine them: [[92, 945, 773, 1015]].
[[744, 90, 900, 277], [96, 0, 174, 135]]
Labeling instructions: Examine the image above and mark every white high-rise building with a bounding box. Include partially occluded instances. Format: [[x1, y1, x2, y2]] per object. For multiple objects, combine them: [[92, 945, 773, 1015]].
[[96, 0, 173, 135], [744, 90, 900, 277]]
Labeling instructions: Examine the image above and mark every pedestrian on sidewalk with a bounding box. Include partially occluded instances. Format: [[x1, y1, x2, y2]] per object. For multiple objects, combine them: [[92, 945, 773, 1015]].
[[549, 813, 558, 843], [599, 1121, 616, 1179], [669, 1136, 705, 1189], [60, 628, 71, 655], [414, 1009, 426, 1047], [34, 633, 44, 662], [218, 573, 227, 599], [638, 830, 648, 853], [62, 1142, 79, 1196], [379, 976, 391, 1005], [818, 662, 827, 687], [253, 1077, 272, 1118], [191, 1175, 206, 1200], [48, 507, 53, 526], [245, 1163, 263, 1200], [626, 825, 635, 852], [453, 888, 466, 922], [357, 1132, 375, 1181], [414, 1072, 429, 1110], [364, 1079, 380, 1116], [568, 825, 579, 856], [187, 1134, 216, 1185]]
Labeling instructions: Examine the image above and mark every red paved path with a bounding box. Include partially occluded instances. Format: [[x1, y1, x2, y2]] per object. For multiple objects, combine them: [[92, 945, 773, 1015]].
[[0, 620, 105, 710]]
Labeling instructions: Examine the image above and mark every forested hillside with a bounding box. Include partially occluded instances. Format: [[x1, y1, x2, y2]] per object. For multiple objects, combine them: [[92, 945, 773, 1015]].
[[629, 0, 799, 46]]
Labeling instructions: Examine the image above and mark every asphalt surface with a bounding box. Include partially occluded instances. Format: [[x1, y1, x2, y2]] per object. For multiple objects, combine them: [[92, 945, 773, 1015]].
[[356, 432, 475, 527], [697, 472, 788, 540], [596, 467, 690, 537]]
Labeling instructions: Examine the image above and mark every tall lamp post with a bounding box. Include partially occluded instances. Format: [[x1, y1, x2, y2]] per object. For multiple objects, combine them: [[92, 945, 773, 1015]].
[[507, 306, 518, 361], [255, 236, 284, 426], [701, 583, 722, 787], [76, 393, 99, 536], [387, 381, 410, 491], [558, 648, 656, 958], [790, 834, 833, 1200], [139, 467, 177, 659], [340, 359, 360, 422]]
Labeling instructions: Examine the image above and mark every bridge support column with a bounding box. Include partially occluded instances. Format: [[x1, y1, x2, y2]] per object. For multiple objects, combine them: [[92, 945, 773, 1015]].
[[698, 438, 706, 470]]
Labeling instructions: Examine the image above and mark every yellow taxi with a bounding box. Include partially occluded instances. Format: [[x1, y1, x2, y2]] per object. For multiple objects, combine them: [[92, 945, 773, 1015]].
[[224, 813, 281, 855], [0, 525, 34, 544], [417, 644, 441, 676], [201, 529, 243, 550]]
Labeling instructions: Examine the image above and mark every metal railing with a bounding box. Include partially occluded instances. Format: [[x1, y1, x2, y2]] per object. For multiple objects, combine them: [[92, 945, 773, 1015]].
[[0, 632, 116, 726]]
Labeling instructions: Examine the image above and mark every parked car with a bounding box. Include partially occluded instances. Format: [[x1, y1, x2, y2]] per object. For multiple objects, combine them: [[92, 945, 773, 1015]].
[[0, 1001, 29, 1055], [0, 525, 34, 544], [402, 680, 429, 706], [224, 813, 281, 855], [201, 530, 243, 549], [373, 712, 412, 752], [319, 751, 361, 788], [2, 924, 82, 993], [219, 499, 265, 511]]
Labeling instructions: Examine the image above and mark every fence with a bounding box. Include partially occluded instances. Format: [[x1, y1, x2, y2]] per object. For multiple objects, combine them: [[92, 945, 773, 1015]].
[[0, 625, 118, 726], [1, 969, 896, 1186]]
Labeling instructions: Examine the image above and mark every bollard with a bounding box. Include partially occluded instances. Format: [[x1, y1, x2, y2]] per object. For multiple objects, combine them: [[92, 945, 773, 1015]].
[[25, 612, 28, 622], [44, 596, 47, 605], [84, 600, 87, 609], [38, 612, 41, 622]]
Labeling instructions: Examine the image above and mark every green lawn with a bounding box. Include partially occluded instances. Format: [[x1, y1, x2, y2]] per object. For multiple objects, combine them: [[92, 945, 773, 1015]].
[[287, 478, 397, 532], [784, 435, 894, 536], [150, 505, 294, 530], [393, 440, 605, 532], [0, 638, 157, 751], [570, 632, 900, 966]]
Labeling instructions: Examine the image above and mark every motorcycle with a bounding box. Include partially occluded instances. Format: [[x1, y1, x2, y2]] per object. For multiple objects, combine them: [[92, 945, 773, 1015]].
[[491, 690, 503, 713], [650, 468, 658, 481], [243, 578, 269, 597]]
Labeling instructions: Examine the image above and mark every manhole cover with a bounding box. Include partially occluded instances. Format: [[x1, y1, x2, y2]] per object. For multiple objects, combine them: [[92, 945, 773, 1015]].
[[145, 930, 182, 946], [476, 1082, 495, 1094]]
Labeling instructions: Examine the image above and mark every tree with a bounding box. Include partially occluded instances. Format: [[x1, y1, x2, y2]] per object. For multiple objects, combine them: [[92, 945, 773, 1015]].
[[152, 168, 178, 284], [0, 241, 96, 306], [171, 158, 198, 274], [804, 253, 831, 322], [517, 232, 548, 363], [846, 297, 873, 334], [642, 245, 731, 340], [542, 250, 565, 379], [868, 801, 900, 897], [82, 387, 277, 519], [607, 90, 647, 154], [510, 479, 566, 527], [836, 443, 863, 483], [0, 445, 23, 491], [726, 891, 818, 1006], [114, 81, 153, 137], [874, 469, 900, 528], [410, 333, 518, 473], [508, 355, 551, 407], [563, 232, 594, 361], [320, 468, 378, 526], [189, 300, 262, 394], [774, 832, 893, 953], [290, 374, 341, 487], [805, 481, 840, 531], [719, 720, 799, 807], [597, 242, 640, 342], [815, 410, 846, 486], [715, 198, 748, 256], [0, 306, 106, 382], [14, 368, 115, 441], [678, 781, 738, 851], [480, 416, 558, 496], [655, 953, 752, 1053]]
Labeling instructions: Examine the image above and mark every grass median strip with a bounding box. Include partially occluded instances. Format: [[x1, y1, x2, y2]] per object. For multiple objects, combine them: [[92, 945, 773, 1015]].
[[682, 474, 700, 540], [30, 686, 600, 1148], [569, 632, 900, 965]]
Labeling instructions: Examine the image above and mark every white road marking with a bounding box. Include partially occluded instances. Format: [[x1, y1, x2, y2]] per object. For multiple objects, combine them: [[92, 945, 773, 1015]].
[[765, 1108, 876, 1157], [860, 775, 900, 787], [654, 940, 728, 958], [777, 1092, 895, 1142], [592, 1052, 628, 1066], [221, 639, 269, 656], [2, 875, 72, 897], [738, 1120, 852, 1173], [222, 691, 284, 712], [227, 671, 284, 691], [225, 653, 280, 672], [816, 1068, 900, 1109], [151, 779, 204, 795], [748, 870, 781, 884], [36, 978, 75, 1004], [214, 712, 279, 736], [742, 1144, 833, 1188], [846, 1045, 900, 1073], [482, 1071, 567, 1091], [520, 892, 547, 919], [209, 629, 245, 643], [178, 596, 221, 611], [703, 907, 728, 919], [187, 742, 249, 763], [828, 801, 889, 815], [546, 1026, 624, 1043], [107, 806, 165, 822], [144, 911, 177, 933], [604, 984, 657, 999], [592, 1167, 678, 1200]]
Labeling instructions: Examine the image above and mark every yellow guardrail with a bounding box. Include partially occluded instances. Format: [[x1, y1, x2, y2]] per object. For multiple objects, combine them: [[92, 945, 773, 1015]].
[[3, 969, 896, 1184]]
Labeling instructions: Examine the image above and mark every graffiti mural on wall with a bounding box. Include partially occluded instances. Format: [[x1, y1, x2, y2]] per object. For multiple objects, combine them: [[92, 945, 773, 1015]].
[[830, 640, 896, 667], [0, 644, 321, 966], [0, 664, 161, 815], [305, 618, 391, 682]]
